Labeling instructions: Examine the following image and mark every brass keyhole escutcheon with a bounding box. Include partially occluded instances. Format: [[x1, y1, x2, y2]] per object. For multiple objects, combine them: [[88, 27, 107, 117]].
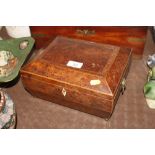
[[76, 29, 96, 35], [62, 88, 67, 96]]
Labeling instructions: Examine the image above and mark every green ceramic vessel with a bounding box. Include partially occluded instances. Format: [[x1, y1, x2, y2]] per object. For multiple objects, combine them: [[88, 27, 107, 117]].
[[0, 37, 35, 83]]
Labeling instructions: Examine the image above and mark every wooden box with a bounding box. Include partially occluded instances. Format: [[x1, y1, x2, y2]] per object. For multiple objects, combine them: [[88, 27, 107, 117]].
[[21, 36, 132, 119], [31, 26, 147, 57]]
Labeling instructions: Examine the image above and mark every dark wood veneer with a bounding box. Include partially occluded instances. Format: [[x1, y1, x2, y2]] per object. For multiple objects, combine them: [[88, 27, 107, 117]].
[[31, 26, 147, 57], [21, 36, 132, 119]]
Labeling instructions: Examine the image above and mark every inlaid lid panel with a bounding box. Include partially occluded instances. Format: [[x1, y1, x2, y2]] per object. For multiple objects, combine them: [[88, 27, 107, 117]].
[[41, 36, 120, 76]]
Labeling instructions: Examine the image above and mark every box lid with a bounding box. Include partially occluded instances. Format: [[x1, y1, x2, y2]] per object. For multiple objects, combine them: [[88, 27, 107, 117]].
[[21, 36, 132, 100]]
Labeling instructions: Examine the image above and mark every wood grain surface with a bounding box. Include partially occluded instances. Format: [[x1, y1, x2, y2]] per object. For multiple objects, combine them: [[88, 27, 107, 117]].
[[31, 26, 147, 56], [21, 36, 132, 119]]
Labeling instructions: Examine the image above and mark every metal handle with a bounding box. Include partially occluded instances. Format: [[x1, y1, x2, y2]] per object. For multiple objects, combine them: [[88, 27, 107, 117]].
[[121, 78, 126, 94], [76, 29, 95, 35]]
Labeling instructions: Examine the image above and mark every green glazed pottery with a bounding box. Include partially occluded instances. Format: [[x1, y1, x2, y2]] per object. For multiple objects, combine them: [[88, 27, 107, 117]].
[[0, 37, 35, 82], [144, 66, 155, 109]]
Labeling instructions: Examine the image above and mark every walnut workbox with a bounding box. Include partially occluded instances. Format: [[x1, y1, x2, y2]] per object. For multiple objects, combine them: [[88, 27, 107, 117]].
[[21, 36, 132, 119]]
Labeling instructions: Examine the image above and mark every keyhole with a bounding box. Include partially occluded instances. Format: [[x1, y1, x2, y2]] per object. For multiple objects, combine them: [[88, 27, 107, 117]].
[[62, 88, 67, 96]]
